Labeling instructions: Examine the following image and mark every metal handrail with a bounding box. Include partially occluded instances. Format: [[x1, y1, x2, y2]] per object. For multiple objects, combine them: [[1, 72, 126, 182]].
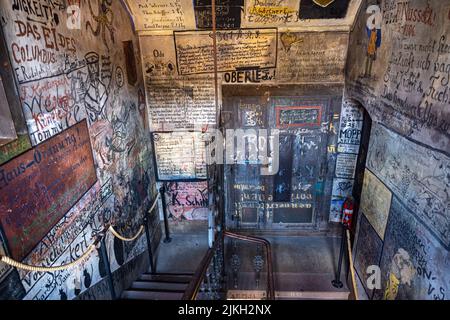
[[182, 231, 275, 300], [181, 242, 217, 300]]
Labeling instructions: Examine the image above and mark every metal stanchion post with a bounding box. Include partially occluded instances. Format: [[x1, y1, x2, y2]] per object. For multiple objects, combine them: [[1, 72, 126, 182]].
[[144, 214, 156, 274], [100, 237, 117, 300], [332, 226, 346, 289], [160, 184, 172, 243]]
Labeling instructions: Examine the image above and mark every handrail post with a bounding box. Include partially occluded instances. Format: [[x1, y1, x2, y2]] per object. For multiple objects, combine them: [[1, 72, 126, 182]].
[[143, 214, 156, 274], [160, 184, 172, 243], [100, 236, 117, 300], [265, 240, 275, 300], [332, 226, 346, 289]]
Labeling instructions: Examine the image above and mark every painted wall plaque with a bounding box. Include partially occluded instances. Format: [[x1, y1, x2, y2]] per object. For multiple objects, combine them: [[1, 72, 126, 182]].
[[276, 106, 322, 128], [125, 0, 196, 30], [0, 120, 97, 260], [360, 169, 392, 240], [152, 132, 207, 181], [173, 28, 278, 75], [194, 0, 244, 29]]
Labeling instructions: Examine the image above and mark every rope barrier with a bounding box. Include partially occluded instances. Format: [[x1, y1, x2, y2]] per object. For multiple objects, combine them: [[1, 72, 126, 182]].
[[0, 192, 162, 273], [149, 192, 160, 214], [0, 241, 100, 272], [108, 193, 160, 242], [109, 225, 144, 242]]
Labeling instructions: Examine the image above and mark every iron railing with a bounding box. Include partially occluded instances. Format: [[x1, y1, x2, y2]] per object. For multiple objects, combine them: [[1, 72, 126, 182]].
[[182, 231, 275, 300]]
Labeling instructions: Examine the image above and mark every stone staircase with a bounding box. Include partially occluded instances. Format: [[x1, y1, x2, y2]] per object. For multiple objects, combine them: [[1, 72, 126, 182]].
[[227, 272, 350, 300], [225, 235, 351, 300], [122, 229, 350, 300], [122, 273, 193, 300]]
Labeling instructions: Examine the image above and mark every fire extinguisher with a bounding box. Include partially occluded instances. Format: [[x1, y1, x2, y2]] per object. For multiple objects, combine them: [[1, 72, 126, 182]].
[[342, 197, 354, 229]]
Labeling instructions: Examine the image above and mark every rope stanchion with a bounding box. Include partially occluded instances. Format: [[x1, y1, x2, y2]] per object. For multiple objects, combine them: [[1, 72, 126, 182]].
[[149, 192, 160, 214], [0, 238, 101, 272], [0, 192, 162, 274], [109, 225, 144, 242]]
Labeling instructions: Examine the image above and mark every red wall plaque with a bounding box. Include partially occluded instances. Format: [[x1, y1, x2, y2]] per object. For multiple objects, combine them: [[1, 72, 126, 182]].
[[0, 120, 97, 260]]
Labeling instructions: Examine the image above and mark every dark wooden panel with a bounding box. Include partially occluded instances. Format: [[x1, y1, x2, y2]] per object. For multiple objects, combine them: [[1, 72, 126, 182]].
[[276, 106, 322, 128], [273, 207, 313, 223], [241, 207, 258, 223], [194, 0, 244, 29], [299, 0, 350, 19], [273, 135, 293, 202], [0, 120, 97, 260]]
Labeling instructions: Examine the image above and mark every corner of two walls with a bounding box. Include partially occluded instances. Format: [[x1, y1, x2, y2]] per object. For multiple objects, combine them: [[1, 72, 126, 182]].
[[346, 0, 449, 300], [0, 1, 160, 300]]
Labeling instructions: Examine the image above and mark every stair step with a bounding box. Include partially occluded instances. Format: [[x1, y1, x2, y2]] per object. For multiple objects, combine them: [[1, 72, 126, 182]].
[[139, 274, 193, 283], [130, 281, 188, 291], [122, 290, 184, 300], [146, 272, 194, 276], [227, 290, 350, 300], [228, 272, 350, 293]]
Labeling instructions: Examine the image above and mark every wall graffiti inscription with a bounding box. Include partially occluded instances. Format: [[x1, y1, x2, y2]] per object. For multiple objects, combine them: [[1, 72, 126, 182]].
[[337, 99, 364, 154], [367, 125, 449, 248], [174, 28, 278, 75], [346, 0, 450, 152], [152, 132, 207, 181], [165, 181, 209, 221], [277, 31, 348, 83], [375, 197, 448, 300], [276, 106, 322, 128], [0, 120, 97, 260], [125, 0, 196, 30], [335, 153, 358, 179], [244, 0, 300, 26], [145, 77, 217, 131]]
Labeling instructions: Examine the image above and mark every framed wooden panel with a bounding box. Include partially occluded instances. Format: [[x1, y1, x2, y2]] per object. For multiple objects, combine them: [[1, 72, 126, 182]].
[[0, 120, 97, 260]]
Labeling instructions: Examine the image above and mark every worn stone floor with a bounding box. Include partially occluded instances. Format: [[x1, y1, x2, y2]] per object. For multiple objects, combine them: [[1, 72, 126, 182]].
[[153, 221, 209, 274]]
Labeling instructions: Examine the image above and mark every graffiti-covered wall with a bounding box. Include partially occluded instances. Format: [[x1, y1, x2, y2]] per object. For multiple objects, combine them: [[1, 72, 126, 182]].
[[347, 0, 449, 300], [0, 0, 160, 300]]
